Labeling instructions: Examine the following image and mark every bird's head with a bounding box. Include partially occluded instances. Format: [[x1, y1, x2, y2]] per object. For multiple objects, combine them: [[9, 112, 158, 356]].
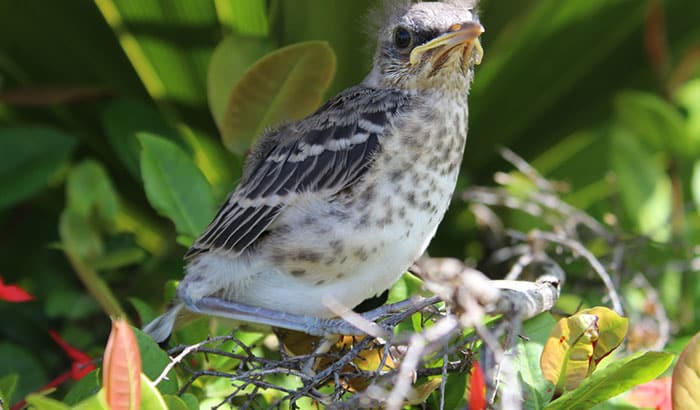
[[366, 0, 484, 92]]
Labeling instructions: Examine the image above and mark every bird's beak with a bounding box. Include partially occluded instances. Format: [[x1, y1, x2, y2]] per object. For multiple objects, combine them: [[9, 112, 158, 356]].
[[409, 21, 484, 66]]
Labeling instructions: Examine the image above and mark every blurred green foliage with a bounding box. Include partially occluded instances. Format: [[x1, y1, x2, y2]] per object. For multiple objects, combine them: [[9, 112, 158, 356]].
[[1, 0, 700, 407]]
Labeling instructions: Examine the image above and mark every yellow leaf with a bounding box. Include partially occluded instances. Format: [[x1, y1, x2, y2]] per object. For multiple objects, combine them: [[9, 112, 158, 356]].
[[541, 307, 628, 395], [672, 331, 700, 408]]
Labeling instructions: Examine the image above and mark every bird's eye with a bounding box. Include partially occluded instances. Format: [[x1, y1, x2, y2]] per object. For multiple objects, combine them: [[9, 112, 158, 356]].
[[393, 26, 413, 50]]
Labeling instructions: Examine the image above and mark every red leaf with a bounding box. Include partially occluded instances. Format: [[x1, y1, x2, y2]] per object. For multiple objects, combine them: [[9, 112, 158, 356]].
[[103, 319, 142, 410], [469, 361, 486, 410], [0, 277, 34, 302]]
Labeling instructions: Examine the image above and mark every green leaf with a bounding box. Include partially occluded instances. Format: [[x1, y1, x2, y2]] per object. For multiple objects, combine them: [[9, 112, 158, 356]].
[[140, 374, 168, 410], [133, 327, 178, 395], [63, 370, 101, 406], [673, 78, 700, 156], [518, 314, 557, 409], [546, 351, 674, 409], [610, 126, 672, 241], [180, 393, 200, 410], [101, 99, 181, 177], [25, 393, 71, 410], [90, 247, 147, 270], [0, 343, 47, 405], [427, 371, 468, 410], [278, 0, 372, 95], [220, 41, 336, 154], [207, 35, 275, 129], [0, 126, 75, 210], [692, 160, 700, 211], [179, 126, 242, 203], [128, 297, 157, 325], [164, 395, 191, 410], [388, 272, 424, 304], [614, 90, 688, 155], [45, 288, 100, 319], [60, 208, 104, 260], [94, 0, 217, 107], [66, 159, 119, 225], [72, 389, 108, 410], [223, 0, 269, 36], [138, 132, 216, 238], [0, 374, 18, 407]]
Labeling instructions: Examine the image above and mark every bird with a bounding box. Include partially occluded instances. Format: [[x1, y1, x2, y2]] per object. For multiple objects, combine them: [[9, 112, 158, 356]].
[[144, 0, 484, 343]]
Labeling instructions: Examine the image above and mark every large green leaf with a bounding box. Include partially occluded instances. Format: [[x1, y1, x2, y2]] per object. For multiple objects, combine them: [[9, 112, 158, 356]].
[[66, 159, 120, 224], [220, 41, 336, 154], [63, 370, 101, 406], [615, 90, 689, 157], [0, 342, 47, 404], [0, 127, 75, 210], [692, 160, 700, 211], [132, 327, 178, 395], [546, 351, 673, 409], [610, 126, 672, 241], [207, 35, 276, 129], [59, 208, 104, 261], [94, 0, 216, 106], [0, 374, 18, 408], [674, 78, 700, 151], [518, 313, 557, 409], [138, 132, 216, 241]]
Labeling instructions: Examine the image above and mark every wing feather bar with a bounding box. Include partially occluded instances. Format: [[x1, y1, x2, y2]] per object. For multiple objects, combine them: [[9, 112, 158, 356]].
[[185, 87, 409, 259]]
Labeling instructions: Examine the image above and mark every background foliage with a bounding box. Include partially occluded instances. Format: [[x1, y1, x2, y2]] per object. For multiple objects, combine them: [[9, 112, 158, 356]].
[[1, 0, 700, 408]]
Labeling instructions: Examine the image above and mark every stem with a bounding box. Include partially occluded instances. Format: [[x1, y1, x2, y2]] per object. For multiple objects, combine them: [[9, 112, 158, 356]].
[[65, 250, 125, 318]]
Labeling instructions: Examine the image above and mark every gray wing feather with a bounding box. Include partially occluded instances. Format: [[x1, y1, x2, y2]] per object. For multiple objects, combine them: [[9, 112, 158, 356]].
[[185, 86, 410, 259]]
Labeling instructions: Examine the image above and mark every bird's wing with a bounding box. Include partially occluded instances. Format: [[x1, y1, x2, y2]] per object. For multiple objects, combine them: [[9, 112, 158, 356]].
[[185, 87, 411, 259]]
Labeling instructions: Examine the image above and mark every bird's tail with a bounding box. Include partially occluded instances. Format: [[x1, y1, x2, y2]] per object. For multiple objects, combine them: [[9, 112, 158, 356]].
[[143, 302, 190, 343]]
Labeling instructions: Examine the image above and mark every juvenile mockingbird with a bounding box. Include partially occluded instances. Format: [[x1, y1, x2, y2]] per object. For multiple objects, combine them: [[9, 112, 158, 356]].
[[145, 0, 484, 342]]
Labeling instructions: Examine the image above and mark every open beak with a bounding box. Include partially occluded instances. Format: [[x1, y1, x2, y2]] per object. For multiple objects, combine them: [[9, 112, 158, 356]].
[[409, 21, 484, 66]]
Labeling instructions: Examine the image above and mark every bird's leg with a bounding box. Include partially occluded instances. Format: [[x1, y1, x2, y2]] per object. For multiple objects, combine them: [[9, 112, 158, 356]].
[[183, 295, 441, 337], [184, 296, 367, 336]]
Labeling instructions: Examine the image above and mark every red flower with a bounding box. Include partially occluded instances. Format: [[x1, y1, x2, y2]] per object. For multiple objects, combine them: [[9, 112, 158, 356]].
[[627, 377, 672, 410], [0, 276, 34, 302], [49, 330, 96, 380], [469, 361, 486, 410], [10, 331, 96, 410]]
